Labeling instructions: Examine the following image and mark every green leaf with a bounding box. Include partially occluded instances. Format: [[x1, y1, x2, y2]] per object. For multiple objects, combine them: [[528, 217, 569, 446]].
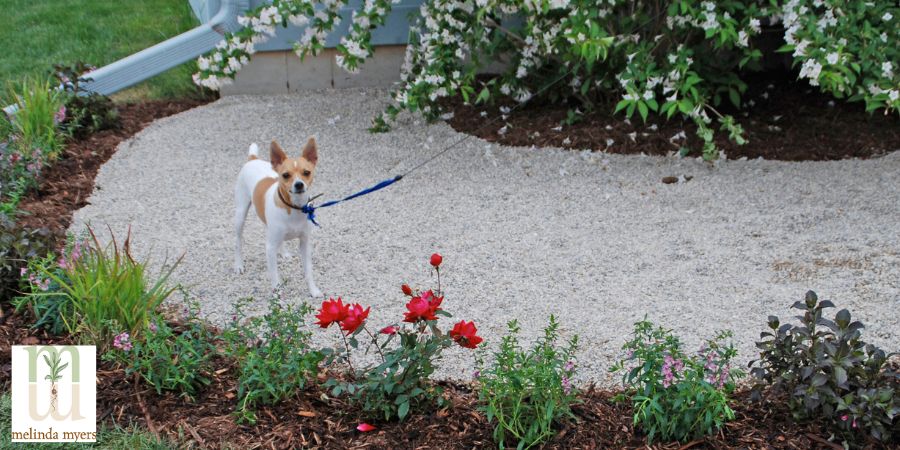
[[398, 401, 410, 419], [476, 87, 490, 104], [728, 89, 741, 108], [834, 367, 847, 386]]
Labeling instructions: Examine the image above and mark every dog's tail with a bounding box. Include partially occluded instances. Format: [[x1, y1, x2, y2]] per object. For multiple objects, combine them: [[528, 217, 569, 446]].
[[247, 143, 260, 161]]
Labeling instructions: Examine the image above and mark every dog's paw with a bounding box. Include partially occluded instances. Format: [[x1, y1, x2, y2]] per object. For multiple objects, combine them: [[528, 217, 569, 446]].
[[279, 250, 293, 259], [234, 263, 245, 274], [309, 286, 324, 298]]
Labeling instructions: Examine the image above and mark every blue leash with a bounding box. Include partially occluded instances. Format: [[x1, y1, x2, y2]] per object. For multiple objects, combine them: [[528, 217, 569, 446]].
[[298, 175, 403, 226], [293, 68, 577, 226]]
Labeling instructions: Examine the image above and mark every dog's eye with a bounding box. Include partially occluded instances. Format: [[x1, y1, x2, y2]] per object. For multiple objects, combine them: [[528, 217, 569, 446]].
[[282, 172, 290, 179], [303, 170, 311, 176]]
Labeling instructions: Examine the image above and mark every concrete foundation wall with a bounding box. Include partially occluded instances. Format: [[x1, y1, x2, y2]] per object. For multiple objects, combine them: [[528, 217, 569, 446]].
[[220, 46, 405, 95]]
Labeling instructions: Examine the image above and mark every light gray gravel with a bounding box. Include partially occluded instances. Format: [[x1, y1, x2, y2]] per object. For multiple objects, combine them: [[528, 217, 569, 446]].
[[72, 89, 900, 386]]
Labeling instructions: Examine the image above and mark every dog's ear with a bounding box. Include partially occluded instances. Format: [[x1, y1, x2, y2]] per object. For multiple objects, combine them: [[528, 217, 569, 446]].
[[301, 137, 318, 165], [270, 141, 287, 168]]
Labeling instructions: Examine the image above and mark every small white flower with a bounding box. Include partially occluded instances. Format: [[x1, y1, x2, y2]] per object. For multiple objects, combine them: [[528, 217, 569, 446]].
[[516, 65, 528, 78], [749, 18, 761, 33], [826, 52, 839, 65], [882, 62, 894, 78], [883, 12, 893, 21], [889, 90, 899, 102]]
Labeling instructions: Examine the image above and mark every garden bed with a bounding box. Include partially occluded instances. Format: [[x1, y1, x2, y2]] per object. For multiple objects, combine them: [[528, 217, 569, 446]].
[[446, 72, 900, 161], [0, 311, 876, 449], [13, 99, 209, 242]]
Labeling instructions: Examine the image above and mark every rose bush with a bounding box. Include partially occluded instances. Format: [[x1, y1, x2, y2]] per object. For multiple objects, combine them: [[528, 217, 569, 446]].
[[320, 253, 483, 421], [193, 1, 898, 160]]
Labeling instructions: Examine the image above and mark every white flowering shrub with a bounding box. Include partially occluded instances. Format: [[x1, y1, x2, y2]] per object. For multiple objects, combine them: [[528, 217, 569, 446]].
[[779, 1, 899, 114], [194, 0, 900, 160]]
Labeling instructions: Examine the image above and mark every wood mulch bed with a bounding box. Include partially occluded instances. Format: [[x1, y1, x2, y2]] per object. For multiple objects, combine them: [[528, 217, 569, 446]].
[[446, 71, 900, 161], [1, 95, 896, 448], [1, 310, 892, 449]]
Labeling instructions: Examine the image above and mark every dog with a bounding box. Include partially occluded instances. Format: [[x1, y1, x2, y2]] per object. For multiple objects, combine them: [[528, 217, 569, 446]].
[[234, 138, 322, 297]]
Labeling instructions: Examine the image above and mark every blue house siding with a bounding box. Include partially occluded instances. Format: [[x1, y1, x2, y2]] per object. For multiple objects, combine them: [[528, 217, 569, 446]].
[[189, 0, 422, 51], [189, 0, 222, 23]]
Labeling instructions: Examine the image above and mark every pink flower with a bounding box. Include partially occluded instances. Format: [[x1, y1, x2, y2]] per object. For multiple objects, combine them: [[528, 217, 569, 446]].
[[841, 415, 849, 421], [561, 375, 572, 394], [54, 106, 66, 124], [113, 332, 133, 351], [356, 423, 376, 432], [380, 325, 398, 335], [149, 322, 158, 333]]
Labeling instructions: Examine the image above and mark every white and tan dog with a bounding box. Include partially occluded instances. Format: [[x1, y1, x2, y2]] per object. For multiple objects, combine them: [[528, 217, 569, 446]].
[[234, 138, 322, 297]]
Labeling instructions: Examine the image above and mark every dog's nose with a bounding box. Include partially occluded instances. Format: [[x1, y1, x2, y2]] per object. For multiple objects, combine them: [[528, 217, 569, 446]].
[[293, 181, 306, 192]]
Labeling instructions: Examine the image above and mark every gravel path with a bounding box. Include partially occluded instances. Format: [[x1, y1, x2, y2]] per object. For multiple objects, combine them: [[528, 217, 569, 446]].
[[72, 90, 900, 385]]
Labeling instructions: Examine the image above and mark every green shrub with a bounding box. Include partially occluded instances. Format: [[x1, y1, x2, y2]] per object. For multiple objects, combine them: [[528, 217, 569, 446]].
[[750, 290, 899, 445], [225, 296, 323, 424], [1, 77, 66, 212], [0, 213, 51, 302], [104, 301, 217, 401], [6, 77, 64, 160], [13, 248, 69, 334], [53, 62, 120, 138], [476, 316, 578, 450], [612, 320, 741, 443], [14, 228, 180, 349]]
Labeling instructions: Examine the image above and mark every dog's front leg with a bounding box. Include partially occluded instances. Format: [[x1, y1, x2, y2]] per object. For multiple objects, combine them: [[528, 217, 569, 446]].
[[299, 234, 322, 298], [266, 233, 283, 289]]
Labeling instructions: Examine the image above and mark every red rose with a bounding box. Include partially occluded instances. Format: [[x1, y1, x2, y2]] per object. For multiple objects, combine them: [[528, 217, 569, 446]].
[[340, 303, 370, 333], [430, 253, 443, 267], [403, 290, 443, 322], [401, 284, 413, 296], [403, 296, 431, 322], [380, 325, 398, 335], [315, 297, 349, 328], [450, 320, 483, 349]]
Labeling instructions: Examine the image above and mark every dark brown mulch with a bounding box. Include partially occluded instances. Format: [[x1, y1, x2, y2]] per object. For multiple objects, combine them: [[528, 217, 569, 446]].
[[445, 71, 900, 161], [13, 100, 210, 241], [1, 310, 891, 450]]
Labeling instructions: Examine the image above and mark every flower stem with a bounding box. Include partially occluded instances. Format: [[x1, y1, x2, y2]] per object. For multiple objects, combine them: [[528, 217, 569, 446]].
[[363, 326, 386, 363], [339, 329, 355, 373], [435, 267, 441, 296]]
